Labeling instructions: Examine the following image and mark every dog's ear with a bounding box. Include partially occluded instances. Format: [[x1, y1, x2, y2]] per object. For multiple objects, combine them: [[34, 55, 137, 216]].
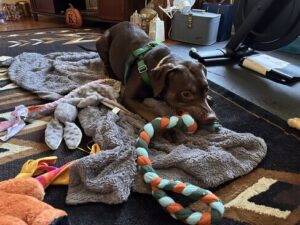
[[181, 60, 207, 78], [150, 63, 175, 97]]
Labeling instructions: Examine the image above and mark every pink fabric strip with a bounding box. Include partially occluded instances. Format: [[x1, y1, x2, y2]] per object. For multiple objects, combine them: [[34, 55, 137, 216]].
[[35, 161, 74, 189], [0, 119, 18, 132]]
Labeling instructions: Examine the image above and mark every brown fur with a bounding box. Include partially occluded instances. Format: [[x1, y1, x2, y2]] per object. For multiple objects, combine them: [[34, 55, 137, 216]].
[[96, 21, 216, 124]]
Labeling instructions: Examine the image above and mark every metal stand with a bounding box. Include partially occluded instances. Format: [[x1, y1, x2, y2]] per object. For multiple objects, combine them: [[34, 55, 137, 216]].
[[189, 0, 275, 64]]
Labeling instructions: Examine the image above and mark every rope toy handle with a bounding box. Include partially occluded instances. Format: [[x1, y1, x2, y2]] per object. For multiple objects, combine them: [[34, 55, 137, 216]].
[[136, 114, 224, 225]]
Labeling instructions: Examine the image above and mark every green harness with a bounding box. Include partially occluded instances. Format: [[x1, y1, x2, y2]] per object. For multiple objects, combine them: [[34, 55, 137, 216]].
[[124, 41, 161, 87]]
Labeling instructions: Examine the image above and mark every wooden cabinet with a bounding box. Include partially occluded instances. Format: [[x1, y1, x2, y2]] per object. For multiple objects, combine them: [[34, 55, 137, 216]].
[[30, 0, 144, 23], [97, 0, 144, 22], [98, 1, 126, 21], [31, 0, 55, 14], [30, 0, 85, 14]]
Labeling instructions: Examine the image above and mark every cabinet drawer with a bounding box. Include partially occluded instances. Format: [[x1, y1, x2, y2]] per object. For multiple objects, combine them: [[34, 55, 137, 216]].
[[98, 0, 126, 21], [31, 0, 55, 13]]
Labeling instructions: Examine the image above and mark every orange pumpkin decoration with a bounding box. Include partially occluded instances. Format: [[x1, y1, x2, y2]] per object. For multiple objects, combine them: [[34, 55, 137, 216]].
[[65, 4, 82, 28]]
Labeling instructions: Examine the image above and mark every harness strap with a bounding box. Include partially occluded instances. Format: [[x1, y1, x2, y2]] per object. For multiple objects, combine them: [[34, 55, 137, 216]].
[[124, 41, 161, 87], [137, 59, 151, 85]]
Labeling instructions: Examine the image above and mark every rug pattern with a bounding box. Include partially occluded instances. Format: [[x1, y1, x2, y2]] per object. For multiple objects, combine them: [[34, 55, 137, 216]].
[[0, 28, 299, 225], [0, 28, 102, 46], [0, 27, 103, 56], [0, 67, 50, 164]]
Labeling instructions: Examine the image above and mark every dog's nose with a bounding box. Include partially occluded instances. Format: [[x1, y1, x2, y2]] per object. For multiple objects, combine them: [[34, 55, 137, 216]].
[[201, 111, 217, 125], [199, 99, 217, 125]]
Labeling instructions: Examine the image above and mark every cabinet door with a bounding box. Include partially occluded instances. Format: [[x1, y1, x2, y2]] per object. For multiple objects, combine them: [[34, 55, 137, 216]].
[[30, 0, 55, 13], [98, 0, 126, 21]]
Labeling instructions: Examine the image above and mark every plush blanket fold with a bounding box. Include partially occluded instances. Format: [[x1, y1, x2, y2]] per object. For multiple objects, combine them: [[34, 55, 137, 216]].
[[67, 108, 137, 204], [7, 52, 268, 205], [8, 52, 106, 100]]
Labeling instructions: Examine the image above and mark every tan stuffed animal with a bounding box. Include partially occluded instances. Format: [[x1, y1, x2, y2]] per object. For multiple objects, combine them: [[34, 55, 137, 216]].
[[0, 177, 69, 225]]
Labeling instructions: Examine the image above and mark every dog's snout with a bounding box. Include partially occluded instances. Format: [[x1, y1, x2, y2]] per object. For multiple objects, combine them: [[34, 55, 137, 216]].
[[185, 99, 217, 125], [201, 110, 217, 125], [200, 99, 217, 124]]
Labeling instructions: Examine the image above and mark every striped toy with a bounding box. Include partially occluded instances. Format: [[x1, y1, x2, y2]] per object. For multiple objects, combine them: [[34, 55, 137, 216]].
[[136, 114, 224, 225]]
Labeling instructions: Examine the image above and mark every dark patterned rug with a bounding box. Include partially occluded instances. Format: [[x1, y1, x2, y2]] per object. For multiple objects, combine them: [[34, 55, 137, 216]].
[[0, 28, 299, 225], [0, 27, 103, 56]]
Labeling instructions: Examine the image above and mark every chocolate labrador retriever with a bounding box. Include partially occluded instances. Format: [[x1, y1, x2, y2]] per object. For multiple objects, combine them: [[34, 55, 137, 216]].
[[96, 21, 216, 124]]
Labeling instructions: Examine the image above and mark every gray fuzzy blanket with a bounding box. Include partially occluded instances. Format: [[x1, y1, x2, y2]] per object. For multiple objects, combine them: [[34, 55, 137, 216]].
[[8, 52, 268, 205], [8, 52, 106, 100]]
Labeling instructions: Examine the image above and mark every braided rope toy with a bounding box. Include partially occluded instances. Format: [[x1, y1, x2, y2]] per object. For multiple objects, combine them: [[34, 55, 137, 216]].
[[136, 114, 224, 225]]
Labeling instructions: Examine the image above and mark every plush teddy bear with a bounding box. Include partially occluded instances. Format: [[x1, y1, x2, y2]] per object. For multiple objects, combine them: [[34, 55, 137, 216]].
[[0, 177, 70, 225]]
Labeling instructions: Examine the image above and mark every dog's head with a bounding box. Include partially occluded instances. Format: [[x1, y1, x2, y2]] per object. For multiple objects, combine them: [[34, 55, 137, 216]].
[[150, 60, 217, 125]]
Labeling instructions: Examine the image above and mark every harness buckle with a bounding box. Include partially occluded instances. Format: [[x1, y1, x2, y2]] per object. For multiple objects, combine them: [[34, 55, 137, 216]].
[[138, 64, 148, 74]]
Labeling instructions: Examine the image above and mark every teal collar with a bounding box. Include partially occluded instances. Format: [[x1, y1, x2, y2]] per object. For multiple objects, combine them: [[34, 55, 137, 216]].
[[124, 41, 161, 87]]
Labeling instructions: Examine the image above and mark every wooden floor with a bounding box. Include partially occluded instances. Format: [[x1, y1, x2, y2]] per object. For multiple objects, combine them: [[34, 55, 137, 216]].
[[0, 16, 66, 32]]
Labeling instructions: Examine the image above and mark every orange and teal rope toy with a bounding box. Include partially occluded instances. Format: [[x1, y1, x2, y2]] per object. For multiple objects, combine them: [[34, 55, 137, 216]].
[[136, 114, 224, 225]]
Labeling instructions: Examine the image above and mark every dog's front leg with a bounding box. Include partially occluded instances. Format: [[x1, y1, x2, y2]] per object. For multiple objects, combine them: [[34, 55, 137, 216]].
[[122, 75, 161, 121], [123, 96, 158, 122]]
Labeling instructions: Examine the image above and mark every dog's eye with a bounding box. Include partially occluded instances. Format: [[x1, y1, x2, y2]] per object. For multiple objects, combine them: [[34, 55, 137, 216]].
[[181, 91, 193, 99]]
